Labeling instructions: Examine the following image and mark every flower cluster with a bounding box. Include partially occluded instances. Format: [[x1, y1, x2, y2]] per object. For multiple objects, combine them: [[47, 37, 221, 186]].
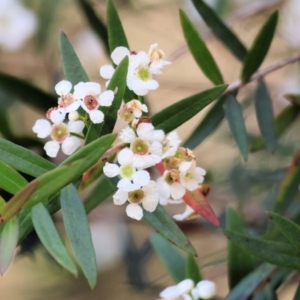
[[100, 43, 170, 96], [103, 99, 206, 220], [159, 279, 216, 300], [32, 80, 114, 157]]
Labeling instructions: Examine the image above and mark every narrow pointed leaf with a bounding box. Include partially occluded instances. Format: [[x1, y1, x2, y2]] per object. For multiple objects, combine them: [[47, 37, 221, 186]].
[[223, 230, 300, 270], [185, 254, 202, 284], [241, 11, 278, 82], [274, 149, 300, 213], [0, 138, 55, 177], [179, 10, 223, 85], [226, 208, 253, 289], [0, 161, 28, 194], [143, 204, 197, 256], [183, 189, 219, 227], [184, 96, 225, 149], [60, 184, 97, 288], [255, 80, 276, 153], [77, 0, 109, 54], [0, 216, 18, 275], [0, 72, 57, 112], [191, 0, 247, 61], [226, 264, 277, 300], [284, 93, 300, 106], [250, 105, 300, 152], [32, 203, 78, 275], [85, 57, 128, 144], [152, 84, 227, 134], [150, 233, 186, 283], [223, 95, 248, 160], [84, 176, 117, 213], [267, 212, 300, 253], [59, 31, 89, 85], [106, 0, 129, 52], [0, 181, 38, 223]]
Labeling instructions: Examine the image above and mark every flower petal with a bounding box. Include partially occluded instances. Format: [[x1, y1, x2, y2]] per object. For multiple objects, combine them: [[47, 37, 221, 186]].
[[118, 148, 134, 165], [136, 123, 154, 141], [113, 190, 128, 205], [67, 120, 85, 133], [177, 279, 194, 295], [171, 182, 185, 200], [61, 136, 82, 155], [89, 110, 104, 124], [196, 280, 216, 299], [159, 285, 180, 299], [99, 90, 114, 107], [44, 141, 60, 157], [50, 108, 66, 124], [100, 64, 115, 79], [126, 203, 143, 220], [133, 170, 150, 186], [55, 80, 72, 96], [103, 162, 120, 178], [111, 46, 130, 65], [119, 127, 136, 143], [32, 119, 51, 138]]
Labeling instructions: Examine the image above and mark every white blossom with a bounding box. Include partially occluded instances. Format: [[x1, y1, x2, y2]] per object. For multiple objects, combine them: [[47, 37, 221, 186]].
[[173, 205, 197, 221], [55, 80, 80, 113], [159, 279, 194, 300], [180, 167, 206, 191], [0, 0, 38, 51], [194, 280, 216, 300], [32, 119, 84, 157]]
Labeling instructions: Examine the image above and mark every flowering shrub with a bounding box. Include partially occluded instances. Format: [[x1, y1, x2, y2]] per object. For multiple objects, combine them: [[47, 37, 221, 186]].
[[1, 0, 300, 299]]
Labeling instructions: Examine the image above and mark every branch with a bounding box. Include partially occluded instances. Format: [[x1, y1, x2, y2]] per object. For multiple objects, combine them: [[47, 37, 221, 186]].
[[225, 52, 300, 94], [168, 0, 283, 62]]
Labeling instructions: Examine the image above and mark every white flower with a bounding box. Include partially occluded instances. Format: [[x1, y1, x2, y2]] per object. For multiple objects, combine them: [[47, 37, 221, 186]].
[[46, 107, 67, 124], [73, 81, 114, 124], [157, 170, 186, 202], [159, 279, 194, 300], [55, 80, 80, 113], [119, 127, 136, 143], [194, 280, 216, 300], [0, 0, 38, 51], [113, 180, 159, 220], [180, 167, 206, 191], [148, 43, 171, 74], [32, 119, 84, 157]]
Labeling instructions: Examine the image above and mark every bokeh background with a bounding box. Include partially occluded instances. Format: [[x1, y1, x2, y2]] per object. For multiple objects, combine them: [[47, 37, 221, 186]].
[[1, 0, 300, 299]]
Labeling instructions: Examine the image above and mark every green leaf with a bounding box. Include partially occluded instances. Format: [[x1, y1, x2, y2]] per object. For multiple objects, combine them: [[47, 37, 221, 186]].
[[1, 160, 84, 222], [179, 10, 223, 85], [0, 160, 28, 194], [183, 95, 225, 149], [268, 212, 300, 252], [0, 216, 18, 275], [0, 72, 57, 112], [254, 80, 276, 153], [273, 150, 300, 213], [241, 11, 278, 82], [32, 203, 77, 275], [150, 233, 186, 283], [143, 204, 196, 256], [59, 31, 89, 86], [191, 0, 247, 61], [61, 134, 116, 171], [84, 176, 117, 213], [284, 93, 300, 106], [223, 95, 248, 160], [77, 0, 109, 55], [0, 138, 55, 177], [60, 184, 97, 288], [0, 181, 38, 223], [85, 57, 128, 144], [185, 254, 202, 284], [225, 264, 276, 300], [223, 230, 300, 270], [106, 0, 129, 52], [152, 84, 227, 134], [250, 105, 300, 152], [226, 208, 253, 290]]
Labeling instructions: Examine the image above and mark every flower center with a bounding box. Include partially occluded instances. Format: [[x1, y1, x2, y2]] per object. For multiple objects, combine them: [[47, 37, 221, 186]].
[[128, 189, 144, 203], [120, 165, 135, 179], [137, 67, 151, 81], [84, 95, 99, 111], [131, 138, 149, 155], [58, 94, 74, 108], [51, 123, 69, 143], [164, 170, 180, 185], [118, 105, 135, 122]]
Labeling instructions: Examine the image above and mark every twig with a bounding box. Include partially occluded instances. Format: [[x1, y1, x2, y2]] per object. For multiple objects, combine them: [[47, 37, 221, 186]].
[[225, 52, 300, 94], [168, 0, 283, 62], [100, 142, 126, 161]]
